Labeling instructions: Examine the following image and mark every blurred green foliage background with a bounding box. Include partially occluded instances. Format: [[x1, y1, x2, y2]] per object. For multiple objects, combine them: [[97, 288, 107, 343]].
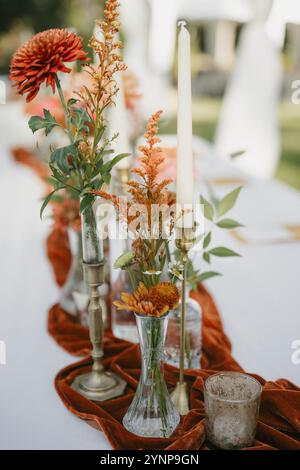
[[0, 0, 300, 190]]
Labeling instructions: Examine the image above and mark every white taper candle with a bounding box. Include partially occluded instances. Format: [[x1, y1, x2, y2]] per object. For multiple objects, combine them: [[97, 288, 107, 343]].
[[176, 21, 194, 228]]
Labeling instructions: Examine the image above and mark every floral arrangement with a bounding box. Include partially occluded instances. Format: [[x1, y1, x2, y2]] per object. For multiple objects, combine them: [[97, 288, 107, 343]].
[[96, 110, 179, 317], [93, 110, 180, 436], [10, 0, 130, 219]]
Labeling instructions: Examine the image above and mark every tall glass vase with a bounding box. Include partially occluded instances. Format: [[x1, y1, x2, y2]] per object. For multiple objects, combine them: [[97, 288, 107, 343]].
[[81, 203, 104, 264], [111, 269, 138, 343], [110, 171, 138, 342], [123, 313, 180, 438], [59, 228, 89, 324], [165, 286, 202, 369]]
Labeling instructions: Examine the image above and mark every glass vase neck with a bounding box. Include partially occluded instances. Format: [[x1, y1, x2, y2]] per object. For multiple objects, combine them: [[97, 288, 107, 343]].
[[80, 201, 104, 264]]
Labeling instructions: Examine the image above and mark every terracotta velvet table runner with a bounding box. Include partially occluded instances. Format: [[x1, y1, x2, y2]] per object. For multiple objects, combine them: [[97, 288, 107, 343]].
[[11, 153, 300, 450], [47, 227, 300, 450]]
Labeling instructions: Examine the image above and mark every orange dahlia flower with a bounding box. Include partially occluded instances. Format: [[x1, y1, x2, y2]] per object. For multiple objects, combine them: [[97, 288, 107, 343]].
[[114, 282, 179, 318], [10, 29, 88, 102]]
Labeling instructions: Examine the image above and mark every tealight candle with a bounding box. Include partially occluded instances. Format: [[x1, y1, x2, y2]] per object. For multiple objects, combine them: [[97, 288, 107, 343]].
[[204, 372, 262, 449]]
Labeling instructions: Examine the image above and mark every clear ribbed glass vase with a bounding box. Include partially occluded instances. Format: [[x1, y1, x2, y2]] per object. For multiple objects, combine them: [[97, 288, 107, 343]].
[[123, 313, 180, 438]]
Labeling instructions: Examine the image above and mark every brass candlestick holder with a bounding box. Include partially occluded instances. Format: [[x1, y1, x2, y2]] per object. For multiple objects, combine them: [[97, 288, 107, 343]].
[[72, 260, 126, 401], [171, 225, 196, 415]]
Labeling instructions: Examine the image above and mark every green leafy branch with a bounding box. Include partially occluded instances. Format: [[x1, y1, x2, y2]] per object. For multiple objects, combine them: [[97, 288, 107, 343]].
[[200, 186, 243, 268], [170, 186, 243, 288], [28, 74, 130, 219]]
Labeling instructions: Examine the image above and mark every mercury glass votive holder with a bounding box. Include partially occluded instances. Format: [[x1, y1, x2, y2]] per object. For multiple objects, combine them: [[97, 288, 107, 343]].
[[204, 372, 262, 449]]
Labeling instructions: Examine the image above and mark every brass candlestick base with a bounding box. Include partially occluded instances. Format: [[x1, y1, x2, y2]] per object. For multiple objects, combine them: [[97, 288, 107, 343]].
[[71, 261, 126, 401], [171, 382, 189, 416], [171, 225, 196, 415]]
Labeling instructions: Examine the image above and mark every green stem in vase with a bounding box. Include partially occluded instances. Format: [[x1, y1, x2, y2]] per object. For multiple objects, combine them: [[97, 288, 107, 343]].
[[147, 317, 169, 437], [54, 74, 84, 191], [54, 74, 74, 143], [125, 267, 137, 291], [82, 204, 102, 263]]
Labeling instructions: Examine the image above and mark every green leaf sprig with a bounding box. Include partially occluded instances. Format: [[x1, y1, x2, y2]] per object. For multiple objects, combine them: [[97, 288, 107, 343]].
[[170, 186, 243, 288]]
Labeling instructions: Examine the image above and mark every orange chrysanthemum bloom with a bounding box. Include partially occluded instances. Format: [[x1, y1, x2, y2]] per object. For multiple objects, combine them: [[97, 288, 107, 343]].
[[114, 282, 179, 318], [10, 29, 88, 102]]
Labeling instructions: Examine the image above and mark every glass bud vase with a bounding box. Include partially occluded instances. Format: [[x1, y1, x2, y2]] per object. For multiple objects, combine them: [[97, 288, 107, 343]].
[[123, 313, 180, 438], [164, 287, 202, 369], [81, 203, 104, 263], [110, 170, 138, 342], [59, 228, 89, 325], [111, 269, 138, 343]]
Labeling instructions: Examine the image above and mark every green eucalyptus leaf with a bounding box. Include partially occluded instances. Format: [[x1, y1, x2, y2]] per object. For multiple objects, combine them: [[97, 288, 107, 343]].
[[91, 179, 104, 190], [40, 190, 57, 219], [197, 271, 221, 282], [67, 98, 78, 108], [203, 252, 211, 264], [80, 194, 95, 213], [203, 231, 211, 249], [200, 195, 214, 221], [216, 218, 243, 229], [94, 126, 105, 147], [217, 187, 242, 218], [29, 109, 60, 136], [102, 173, 111, 184], [71, 107, 91, 134], [51, 144, 78, 174], [209, 247, 241, 257], [100, 153, 131, 175]]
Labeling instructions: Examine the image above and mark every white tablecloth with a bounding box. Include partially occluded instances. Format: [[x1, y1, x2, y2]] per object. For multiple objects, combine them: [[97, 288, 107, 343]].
[[0, 144, 300, 449]]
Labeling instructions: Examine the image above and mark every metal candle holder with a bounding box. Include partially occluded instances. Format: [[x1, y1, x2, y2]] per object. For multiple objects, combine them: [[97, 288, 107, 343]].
[[72, 260, 126, 401], [171, 225, 196, 415]]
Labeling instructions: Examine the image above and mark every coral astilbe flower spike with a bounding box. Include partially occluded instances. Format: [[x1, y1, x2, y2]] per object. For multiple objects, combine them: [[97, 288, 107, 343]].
[[10, 29, 88, 102]]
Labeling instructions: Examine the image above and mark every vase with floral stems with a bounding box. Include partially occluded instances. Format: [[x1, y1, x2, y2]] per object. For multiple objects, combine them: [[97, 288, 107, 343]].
[[11, 0, 132, 401], [165, 282, 202, 369], [49, 195, 89, 323], [111, 251, 138, 343], [124, 308, 180, 437], [114, 282, 180, 437], [110, 169, 139, 342], [165, 184, 244, 369], [96, 110, 180, 436]]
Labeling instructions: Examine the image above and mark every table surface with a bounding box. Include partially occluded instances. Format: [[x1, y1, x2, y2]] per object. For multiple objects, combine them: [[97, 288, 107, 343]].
[[1, 125, 300, 449]]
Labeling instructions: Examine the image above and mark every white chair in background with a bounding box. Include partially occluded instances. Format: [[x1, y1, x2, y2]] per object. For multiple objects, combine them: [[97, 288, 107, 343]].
[[148, 0, 252, 73], [120, 0, 252, 117], [215, 0, 283, 179]]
